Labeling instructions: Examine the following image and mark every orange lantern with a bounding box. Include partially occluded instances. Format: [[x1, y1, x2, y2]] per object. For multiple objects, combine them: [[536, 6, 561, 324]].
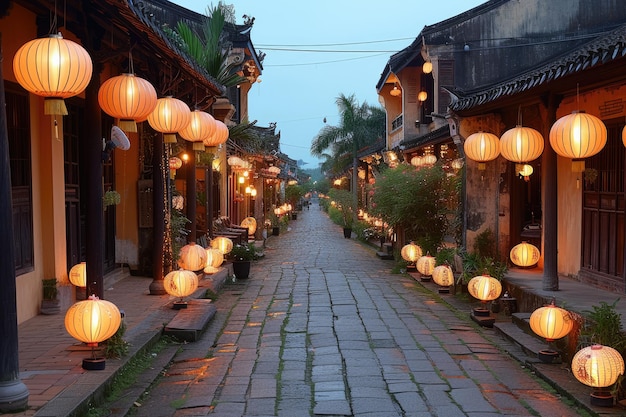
[[549, 111, 607, 172], [467, 274, 502, 314], [410, 156, 422, 167], [169, 156, 182, 179], [204, 119, 229, 147], [211, 236, 233, 254], [499, 125, 544, 165], [13, 33, 93, 115], [432, 265, 454, 288], [178, 242, 208, 271], [422, 60, 433, 74], [510, 242, 540, 267], [463, 132, 500, 170], [400, 242, 422, 264], [180, 110, 216, 151], [204, 248, 225, 274], [530, 300, 573, 342], [64, 295, 122, 369], [147, 97, 191, 143], [241, 217, 257, 236], [164, 269, 199, 308], [572, 344, 625, 406], [69, 262, 87, 287], [416, 254, 436, 277], [98, 73, 157, 133]]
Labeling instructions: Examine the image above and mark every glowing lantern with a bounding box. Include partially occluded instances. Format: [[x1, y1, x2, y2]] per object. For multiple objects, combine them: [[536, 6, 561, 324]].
[[211, 236, 233, 254], [180, 110, 216, 151], [432, 265, 454, 288], [468, 275, 502, 316], [69, 262, 87, 287], [390, 83, 401, 97], [98, 73, 157, 132], [400, 242, 422, 264], [410, 156, 422, 167], [517, 164, 534, 181], [147, 97, 191, 143], [572, 345, 624, 406], [464, 132, 500, 170], [416, 254, 436, 278], [169, 156, 182, 179], [204, 248, 224, 274], [204, 119, 229, 147], [13, 33, 93, 115], [241, 217, 257, 236], [178, 242, 208, 271], [549, 111, 607, 172], [510, 242, 540, 267], [499, 125, 544, 166], [422, 60, 433, 74], [530, 300, 573, 342], [164, 269, 199, 309], [64, 295, 121, 369], [422, 154, 437, 166]]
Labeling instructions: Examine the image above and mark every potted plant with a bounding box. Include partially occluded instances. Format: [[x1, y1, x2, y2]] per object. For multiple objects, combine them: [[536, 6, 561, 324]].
[[328, 188, 356, 238], [41, 278, 60, 315], [102, 190, 121, 210], [227, 242, 258, 279]]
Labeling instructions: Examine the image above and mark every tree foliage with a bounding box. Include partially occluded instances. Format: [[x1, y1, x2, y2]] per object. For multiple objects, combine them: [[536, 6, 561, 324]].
[[369, 164, 459, 253]]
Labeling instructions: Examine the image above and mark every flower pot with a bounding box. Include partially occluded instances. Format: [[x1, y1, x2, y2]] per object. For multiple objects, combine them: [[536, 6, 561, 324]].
[[232, 260, 251, 279], [272, 227, 280, 236], [343, 227, 352, 238], [41, 299, 60, 315]]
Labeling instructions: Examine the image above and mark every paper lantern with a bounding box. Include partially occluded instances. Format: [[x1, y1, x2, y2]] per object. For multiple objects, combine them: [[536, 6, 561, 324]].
[[510, 242, 540, 267], [204, 119, 229, 147], [530, 300, 573, 342], [65, 295, 121, 346], [549, 111, 607, 172], [390, 84, 401, 97], [241, 217, 257, 235], [499, 125, 544, 164], [204, 248, 224, 274], [13, 34, 93, 115], [180, 110, 216, 151], [98, 73, 157, 132], [418, 90, 428, 103], [169, 156, 182, 179], [573, 345, 624, 389], [422, 154, 437, 166], [164, 269, 198, 307], [517, 164, 534, 180], [432, 265, 454, 287], [410, 156, 422, 167], [147, 97, 191, 143], [464, 132, 500, 170], [467, 275, 502, 302], [400, 242, 422, 263], [69, 262, 87, 287], [178, 242, 208, 271], [422, 60, 433, 74], [416, 254, 436, 277], [211, 236, 233, 254]]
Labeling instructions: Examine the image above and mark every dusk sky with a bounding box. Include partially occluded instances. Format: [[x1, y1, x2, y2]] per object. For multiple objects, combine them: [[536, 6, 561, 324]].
[[171, 1, 486, 167]]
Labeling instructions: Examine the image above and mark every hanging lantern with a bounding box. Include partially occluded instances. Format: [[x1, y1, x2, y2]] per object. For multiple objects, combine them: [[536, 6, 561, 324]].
[[622, 125, 626, 148], [179, 110, 216, 151], [422, 154, 437, 166], [467, 275, 502, 317], [416, 254, 436, 278], [451, 158, 464, 171], [410, 155, 422, 167], [549, 111, 607, 172], [64, 295, 121, 370], [390, 83, 401, 97], [147, 97, 191, 143], [211, 236, 233, 254], [572, 344, 624, 406], [204, 119, 229, 147], [463, 132, 500, 170], [499, 125, 544, 165], [178, 242, 208, 271], [13, 33, 93, 115], [98, 73, 157, 132], [530, 300, 573, 342], [422, 60, 433, 74], [69, 262, 87, 287], [400, 242, 422, 264], [432, 265, 454, 288], [164, 269, 199, 309], [204, 248, 225, 274], [516, 164, 534, 181], [169, 156, 182, 179], [510, 241, 540, 267]]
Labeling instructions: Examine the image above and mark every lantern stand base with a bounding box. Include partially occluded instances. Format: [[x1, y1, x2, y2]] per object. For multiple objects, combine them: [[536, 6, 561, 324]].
[[438, 287, 451, 294], [590, 391, 615, 407], [472, 307, 491, 317], [82, 357, 106, 371], [537, 349, 560, 364], [173, 301, 188, 310], [470, 310, 495, 328], [420, 275, 431, 282]]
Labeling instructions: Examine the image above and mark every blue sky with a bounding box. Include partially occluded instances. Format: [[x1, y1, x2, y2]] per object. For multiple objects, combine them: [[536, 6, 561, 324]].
[[171, 0, 485, 167]]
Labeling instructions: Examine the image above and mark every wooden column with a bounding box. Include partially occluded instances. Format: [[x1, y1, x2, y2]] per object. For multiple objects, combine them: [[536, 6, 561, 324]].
[[149, 135, 166, 294], [542, 94, 560, 291], [186, 142, 197, 243]]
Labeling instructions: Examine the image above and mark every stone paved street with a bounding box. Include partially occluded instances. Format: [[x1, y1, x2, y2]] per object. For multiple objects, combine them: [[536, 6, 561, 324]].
[[134, 200, 587, 417]]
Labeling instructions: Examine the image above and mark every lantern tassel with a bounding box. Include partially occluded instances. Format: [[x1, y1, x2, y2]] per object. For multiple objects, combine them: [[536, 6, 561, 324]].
[[45, 98, 68, 116], [118, 119, 138, 133]]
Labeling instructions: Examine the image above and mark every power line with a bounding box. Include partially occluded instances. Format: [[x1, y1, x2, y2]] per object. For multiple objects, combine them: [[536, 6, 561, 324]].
[[257, 47, 399, 53], [256, 37, 415, 47], [265, 52, 389, 67]]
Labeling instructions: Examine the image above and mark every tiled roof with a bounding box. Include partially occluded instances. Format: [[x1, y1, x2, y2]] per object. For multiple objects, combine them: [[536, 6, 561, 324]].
[[449, 23, 626, 111], [400, 125, 450, 151]]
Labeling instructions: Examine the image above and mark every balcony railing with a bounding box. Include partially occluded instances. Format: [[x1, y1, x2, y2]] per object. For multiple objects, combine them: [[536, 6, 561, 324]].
[[391, 115, 403, 131]]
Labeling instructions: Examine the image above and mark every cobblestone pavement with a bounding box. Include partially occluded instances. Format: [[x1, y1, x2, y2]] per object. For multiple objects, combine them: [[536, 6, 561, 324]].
[[133, 201, 587, 417]]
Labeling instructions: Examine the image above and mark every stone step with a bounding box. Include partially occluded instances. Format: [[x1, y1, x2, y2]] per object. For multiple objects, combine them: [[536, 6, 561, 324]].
[[493, 320, 550, 361]]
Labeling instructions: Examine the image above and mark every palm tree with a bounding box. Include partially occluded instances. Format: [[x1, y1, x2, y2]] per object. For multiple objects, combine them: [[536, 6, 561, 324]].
[[311, 93, 385, 205]]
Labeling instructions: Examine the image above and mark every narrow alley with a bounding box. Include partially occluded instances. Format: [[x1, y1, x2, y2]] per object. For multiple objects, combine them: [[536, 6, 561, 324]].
[[133, 200, 586, 417]]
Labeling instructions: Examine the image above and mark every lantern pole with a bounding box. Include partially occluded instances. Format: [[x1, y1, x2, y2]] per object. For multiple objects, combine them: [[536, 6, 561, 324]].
[[0, 33, 30, 412]]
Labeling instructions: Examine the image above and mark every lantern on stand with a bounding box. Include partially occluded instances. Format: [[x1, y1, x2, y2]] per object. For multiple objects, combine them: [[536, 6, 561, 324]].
[[164, 269, 199, 309], [467, 275, 502, 326], [204, 248, 225, 274], [400, 242, 422, 270], [572, 344, 625, 407], [529, 299, 573, 363], [64, 295, 122, 370], [69, 262, 87, 299], [211, 236, 233, 255], [510, 241, 540, 268], [432, 265, 454, 293], [416, 253, 436, 281], [178, 242, 208, 272]]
